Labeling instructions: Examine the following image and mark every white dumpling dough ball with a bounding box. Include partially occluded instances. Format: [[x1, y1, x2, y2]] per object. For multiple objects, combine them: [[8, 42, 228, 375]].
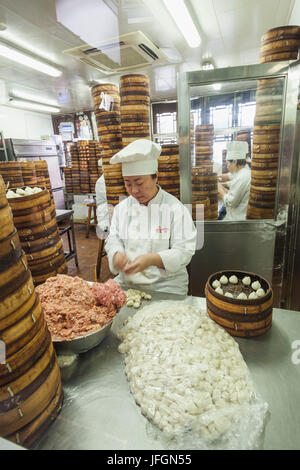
[[215, 287, 223, 295], [237, 292, 247, 300], [251, 280, 261, 291], [219, 275, 228, 285], [248, 292, 258, 299], [212, 279, 221, 289], [225, 292, 234, 298], [256, 288, 265, 298], [229, 275, 238, 284], [242, 276, 251, 286]]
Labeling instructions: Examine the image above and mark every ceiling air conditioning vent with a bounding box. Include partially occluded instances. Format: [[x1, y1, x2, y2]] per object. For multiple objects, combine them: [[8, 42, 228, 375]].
[[64, 31, 168, 74]]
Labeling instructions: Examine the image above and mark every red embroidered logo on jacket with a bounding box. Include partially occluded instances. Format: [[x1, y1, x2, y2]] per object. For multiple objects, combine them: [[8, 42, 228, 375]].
[[156, 226, 169, 234]]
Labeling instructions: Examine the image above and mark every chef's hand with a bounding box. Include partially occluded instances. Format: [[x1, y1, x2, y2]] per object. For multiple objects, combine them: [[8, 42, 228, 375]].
[[218, 182, 227, 197], [123, 254, 164, 275], [113, 251, 129, 271]]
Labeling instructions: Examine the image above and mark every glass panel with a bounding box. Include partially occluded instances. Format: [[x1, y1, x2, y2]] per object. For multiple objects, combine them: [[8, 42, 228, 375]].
[[189, 77, 285, 222]]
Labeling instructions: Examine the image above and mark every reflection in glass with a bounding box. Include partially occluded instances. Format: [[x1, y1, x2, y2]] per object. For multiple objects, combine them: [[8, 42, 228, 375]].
[[189, 77, 284, 222]]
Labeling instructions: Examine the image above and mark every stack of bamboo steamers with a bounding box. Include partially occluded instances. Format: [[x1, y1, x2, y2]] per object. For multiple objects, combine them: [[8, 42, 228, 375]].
[[91, 83, 126, 206], [0, 175, 63, 448], [65, 141, 102, 194], [91, 75, 153, 206], [158, 144, 180, 199], [0, 161, 55, 211], [7, 186, 68, 286], [247, 25, 300, 219], [191, 124, 218, 220]]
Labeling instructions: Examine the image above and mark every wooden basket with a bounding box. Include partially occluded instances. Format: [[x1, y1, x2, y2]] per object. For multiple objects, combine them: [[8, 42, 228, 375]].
[[205, 270, 273, 337]]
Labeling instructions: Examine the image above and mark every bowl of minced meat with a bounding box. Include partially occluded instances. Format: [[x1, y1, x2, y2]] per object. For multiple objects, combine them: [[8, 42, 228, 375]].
[[36, 274, 127, 354]]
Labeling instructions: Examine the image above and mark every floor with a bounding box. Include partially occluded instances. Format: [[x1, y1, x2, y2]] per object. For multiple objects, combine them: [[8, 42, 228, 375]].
[[60, 222, 113, 283]]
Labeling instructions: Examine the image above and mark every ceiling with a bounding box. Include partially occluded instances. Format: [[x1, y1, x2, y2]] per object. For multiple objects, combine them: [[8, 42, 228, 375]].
[[0, 0, 297, 114]]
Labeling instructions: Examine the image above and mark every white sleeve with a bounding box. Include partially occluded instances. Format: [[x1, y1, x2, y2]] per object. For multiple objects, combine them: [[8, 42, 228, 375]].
[[224, 172, 250, 209], [157, 204, 197, 274], [104, 204, 126, 275], [95, 175, 110, 231]]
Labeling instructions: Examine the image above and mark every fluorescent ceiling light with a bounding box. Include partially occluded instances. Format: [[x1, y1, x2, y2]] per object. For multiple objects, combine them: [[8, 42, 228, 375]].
[[11, 90, 59, 107], [0, 43, 61, 77], [213, 83, 222, 91], [163, 0, 201, 48], [9, 98, 60, 114]]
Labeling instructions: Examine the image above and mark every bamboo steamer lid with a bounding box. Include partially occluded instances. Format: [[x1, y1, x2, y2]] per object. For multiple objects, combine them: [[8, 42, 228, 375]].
[[261, 25, 300, 43]]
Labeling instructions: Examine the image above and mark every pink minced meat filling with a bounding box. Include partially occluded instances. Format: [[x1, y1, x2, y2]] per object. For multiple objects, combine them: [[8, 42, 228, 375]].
[[36, 274, 126, 341]]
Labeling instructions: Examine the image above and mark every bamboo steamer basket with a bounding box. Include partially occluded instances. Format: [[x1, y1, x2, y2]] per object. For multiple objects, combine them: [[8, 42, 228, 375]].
[[0, 183, 63, 445], [205, 270, 273, 337], [20, 162, 38, 187], [0, 341, 54, 405], [0, 319, 51, 386], [0, 203, 15, 241], [2, 299, 43, 358], [247, 206, 275, 219], [252, 143, 279, 154], [259, 26, 300, 63], [192, 170, 218, 220], [158, 144, 180, 197], [0, 162, 24, 189], [64, 168, 73, 193], [5, 379, 63, 448], [0, 272, 35, 322], [0, 359, 61, 435], [120, 74, 151, 147], [92, 83, 125, 203], [261, 25, 300, 43], [8, 189, 68, 282], [0, 228, 23, 271], [0, 289, 37, 332], [260, 51, 299, 63]]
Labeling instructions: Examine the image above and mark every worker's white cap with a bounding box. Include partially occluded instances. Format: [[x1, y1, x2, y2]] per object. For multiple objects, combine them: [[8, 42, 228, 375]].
[[226, 141, 248, 160], [98, 158, 103, 166], [110, 139, 161, 176]]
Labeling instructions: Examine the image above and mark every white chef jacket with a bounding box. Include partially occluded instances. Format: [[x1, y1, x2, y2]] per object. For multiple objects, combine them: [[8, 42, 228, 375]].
[[95, 175, 109, 232], [105, 187, 197, 295], [223, 166, 251, 221]]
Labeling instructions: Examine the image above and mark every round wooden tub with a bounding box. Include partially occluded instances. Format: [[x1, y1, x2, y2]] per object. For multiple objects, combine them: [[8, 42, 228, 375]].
[[205, 270, 273, 337]]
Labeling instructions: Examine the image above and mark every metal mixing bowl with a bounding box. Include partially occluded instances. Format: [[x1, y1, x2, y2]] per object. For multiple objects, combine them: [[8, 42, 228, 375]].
[[52, 318, 114, 355]]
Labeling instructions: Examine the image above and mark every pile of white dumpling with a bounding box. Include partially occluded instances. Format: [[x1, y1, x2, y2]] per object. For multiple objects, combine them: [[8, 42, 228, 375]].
[[212, 275, 266, 300], [125, 289, 152, 309], [6, 187, 43, 198], [117, 300, 254, 441]]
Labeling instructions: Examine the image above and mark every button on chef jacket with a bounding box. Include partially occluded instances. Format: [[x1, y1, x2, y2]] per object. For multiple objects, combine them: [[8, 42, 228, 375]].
[[223, 165, 251, 221], [105, 186, 197, 295]]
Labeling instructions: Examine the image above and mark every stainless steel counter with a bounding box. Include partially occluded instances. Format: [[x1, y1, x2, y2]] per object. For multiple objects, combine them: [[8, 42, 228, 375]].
[[6, 292, 300, 450]]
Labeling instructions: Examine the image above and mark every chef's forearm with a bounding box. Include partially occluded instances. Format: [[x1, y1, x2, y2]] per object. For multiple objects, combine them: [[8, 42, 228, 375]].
[[147, 253, 164, 269]]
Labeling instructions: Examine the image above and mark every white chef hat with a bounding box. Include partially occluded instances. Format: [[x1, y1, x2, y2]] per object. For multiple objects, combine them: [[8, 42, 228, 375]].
[[98, 158, 103, 166], [226, 141, 248, 160], [110, 139, 161, 176]]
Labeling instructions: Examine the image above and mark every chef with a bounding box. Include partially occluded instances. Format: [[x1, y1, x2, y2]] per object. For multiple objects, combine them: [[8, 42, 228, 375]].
[[218, 140, 251, 221], [105, 139, 197, 295]]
